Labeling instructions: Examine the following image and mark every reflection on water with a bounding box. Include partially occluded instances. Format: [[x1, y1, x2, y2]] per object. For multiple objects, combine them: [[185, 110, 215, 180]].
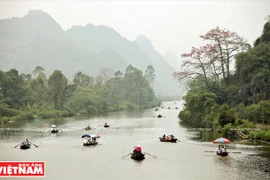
[[0, 101, 269, 180]]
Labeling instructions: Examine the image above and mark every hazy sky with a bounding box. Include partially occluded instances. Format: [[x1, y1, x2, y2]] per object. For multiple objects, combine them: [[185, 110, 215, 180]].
[[0, 0, 269, 60]]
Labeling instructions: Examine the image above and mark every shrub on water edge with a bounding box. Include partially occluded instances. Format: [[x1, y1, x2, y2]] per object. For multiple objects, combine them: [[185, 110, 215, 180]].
[[57, 110, 72, 117], [248, 129, 270, 141], [0, 116, 10, 125]]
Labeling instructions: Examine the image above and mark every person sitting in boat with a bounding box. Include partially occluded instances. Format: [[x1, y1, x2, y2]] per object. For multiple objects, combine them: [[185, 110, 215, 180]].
[[162, 134, 166, 139], [170, 134, 174, 140], [133, 145, 142, 155], [222, 146, 227, 152], [24, 139, 29, 145], [165, 136, 170, 141], [92, 137, 96, 142], [217, 145, 222, 154]]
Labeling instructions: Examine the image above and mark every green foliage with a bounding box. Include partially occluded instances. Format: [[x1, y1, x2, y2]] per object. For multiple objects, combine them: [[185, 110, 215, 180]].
[[242, 100, 270, 124], [235, 119, 254, 128], [248, 130, 270, 141], [0, 65, 159, 121], [218, 104, 236, 127], [10, 111, 33, 121], [179, 90, 218, 127], [222, 123, 233, 137], [0, 69, 27, 109], [254, 20, 270, 46], [0, 103, 19, 117], [48, 70, 69, 109]]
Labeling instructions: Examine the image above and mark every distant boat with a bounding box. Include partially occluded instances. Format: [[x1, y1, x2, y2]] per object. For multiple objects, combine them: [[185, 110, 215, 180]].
[[159, 137, 178, 143], [84, 125, 92, 130], [50, 125, 59, 133], [20, 141, 31, 149], [82, 134, 100, 146], [104, 123, 110, 128]]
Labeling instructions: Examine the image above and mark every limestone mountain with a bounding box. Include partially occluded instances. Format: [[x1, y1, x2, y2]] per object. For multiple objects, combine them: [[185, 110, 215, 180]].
[[134, 35, 182, 96], [0, 9, 181, 97], [0, 10, 129, 78]]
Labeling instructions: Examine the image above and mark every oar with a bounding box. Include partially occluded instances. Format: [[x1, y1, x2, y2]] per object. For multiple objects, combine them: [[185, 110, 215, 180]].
[[144, 152, 157, 158], [14, 143, 21, 148], [177, 139, 180, 142], [31, 143, 38, 147], [121, 153, 132, 158], [229, 151, 241, 153], [205, 150, 216, 152]]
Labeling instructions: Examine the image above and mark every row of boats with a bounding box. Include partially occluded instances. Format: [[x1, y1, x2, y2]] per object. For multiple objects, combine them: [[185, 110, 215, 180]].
[[16, 122, 232, 159], [49, 123, 110, 133]]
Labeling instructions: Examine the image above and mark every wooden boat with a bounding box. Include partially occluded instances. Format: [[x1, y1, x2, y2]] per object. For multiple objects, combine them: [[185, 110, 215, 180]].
[[82, 134, 100, 146], [20, 142, 31, 149], [104, 123, 110, 128], [159, 137, 178, 143], [157, 114, 162, 118], [85, 126, 92, 130], [130, 153, 145, 161], [216, 151, 228, 156], [83, 140, 98, 146]]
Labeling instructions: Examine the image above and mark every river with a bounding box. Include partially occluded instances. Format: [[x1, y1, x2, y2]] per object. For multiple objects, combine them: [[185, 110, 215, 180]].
[[0, 101, 269, 180]]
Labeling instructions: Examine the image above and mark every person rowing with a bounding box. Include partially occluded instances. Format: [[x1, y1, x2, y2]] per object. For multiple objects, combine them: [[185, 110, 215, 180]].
[[133, 145, 142, 155], [216, 145, 222, 154]]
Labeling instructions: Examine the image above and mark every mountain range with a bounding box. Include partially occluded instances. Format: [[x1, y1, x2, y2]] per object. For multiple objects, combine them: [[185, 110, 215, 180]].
[[0, 10, 183, 97]]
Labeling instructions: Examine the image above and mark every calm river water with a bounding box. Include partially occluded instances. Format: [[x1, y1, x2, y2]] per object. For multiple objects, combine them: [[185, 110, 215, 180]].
[[0, 101, 269, 180]]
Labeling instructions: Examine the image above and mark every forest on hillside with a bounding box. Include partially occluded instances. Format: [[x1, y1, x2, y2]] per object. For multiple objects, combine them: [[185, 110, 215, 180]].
[[0, 65, 160, 122], [174, 19, 270, 141]]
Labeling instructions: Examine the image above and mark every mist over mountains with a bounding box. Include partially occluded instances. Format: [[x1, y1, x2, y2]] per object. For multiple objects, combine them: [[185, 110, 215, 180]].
[[0, 10, 183, 98]]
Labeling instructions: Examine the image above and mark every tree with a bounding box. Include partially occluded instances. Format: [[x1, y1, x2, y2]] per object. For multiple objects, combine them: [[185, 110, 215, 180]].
[[48, 70, 68, 109], [33, 66, 46, 79], [114, 71, 123, 79], [144, 65, 155, 87], [65, 86, 98, 114], [218, 104, 236, 127], [200, 27, 249, 79], [73, 71, 94, 88], [173, 44, 218, 87], [0, 69, 26, 109], [179, 90, 218, 127], [29, 77, 47, 107], [96, 68, 114, 85]]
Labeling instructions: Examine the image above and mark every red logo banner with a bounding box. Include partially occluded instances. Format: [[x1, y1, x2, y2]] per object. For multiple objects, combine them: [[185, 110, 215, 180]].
[[0, 161, 45, 177]]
